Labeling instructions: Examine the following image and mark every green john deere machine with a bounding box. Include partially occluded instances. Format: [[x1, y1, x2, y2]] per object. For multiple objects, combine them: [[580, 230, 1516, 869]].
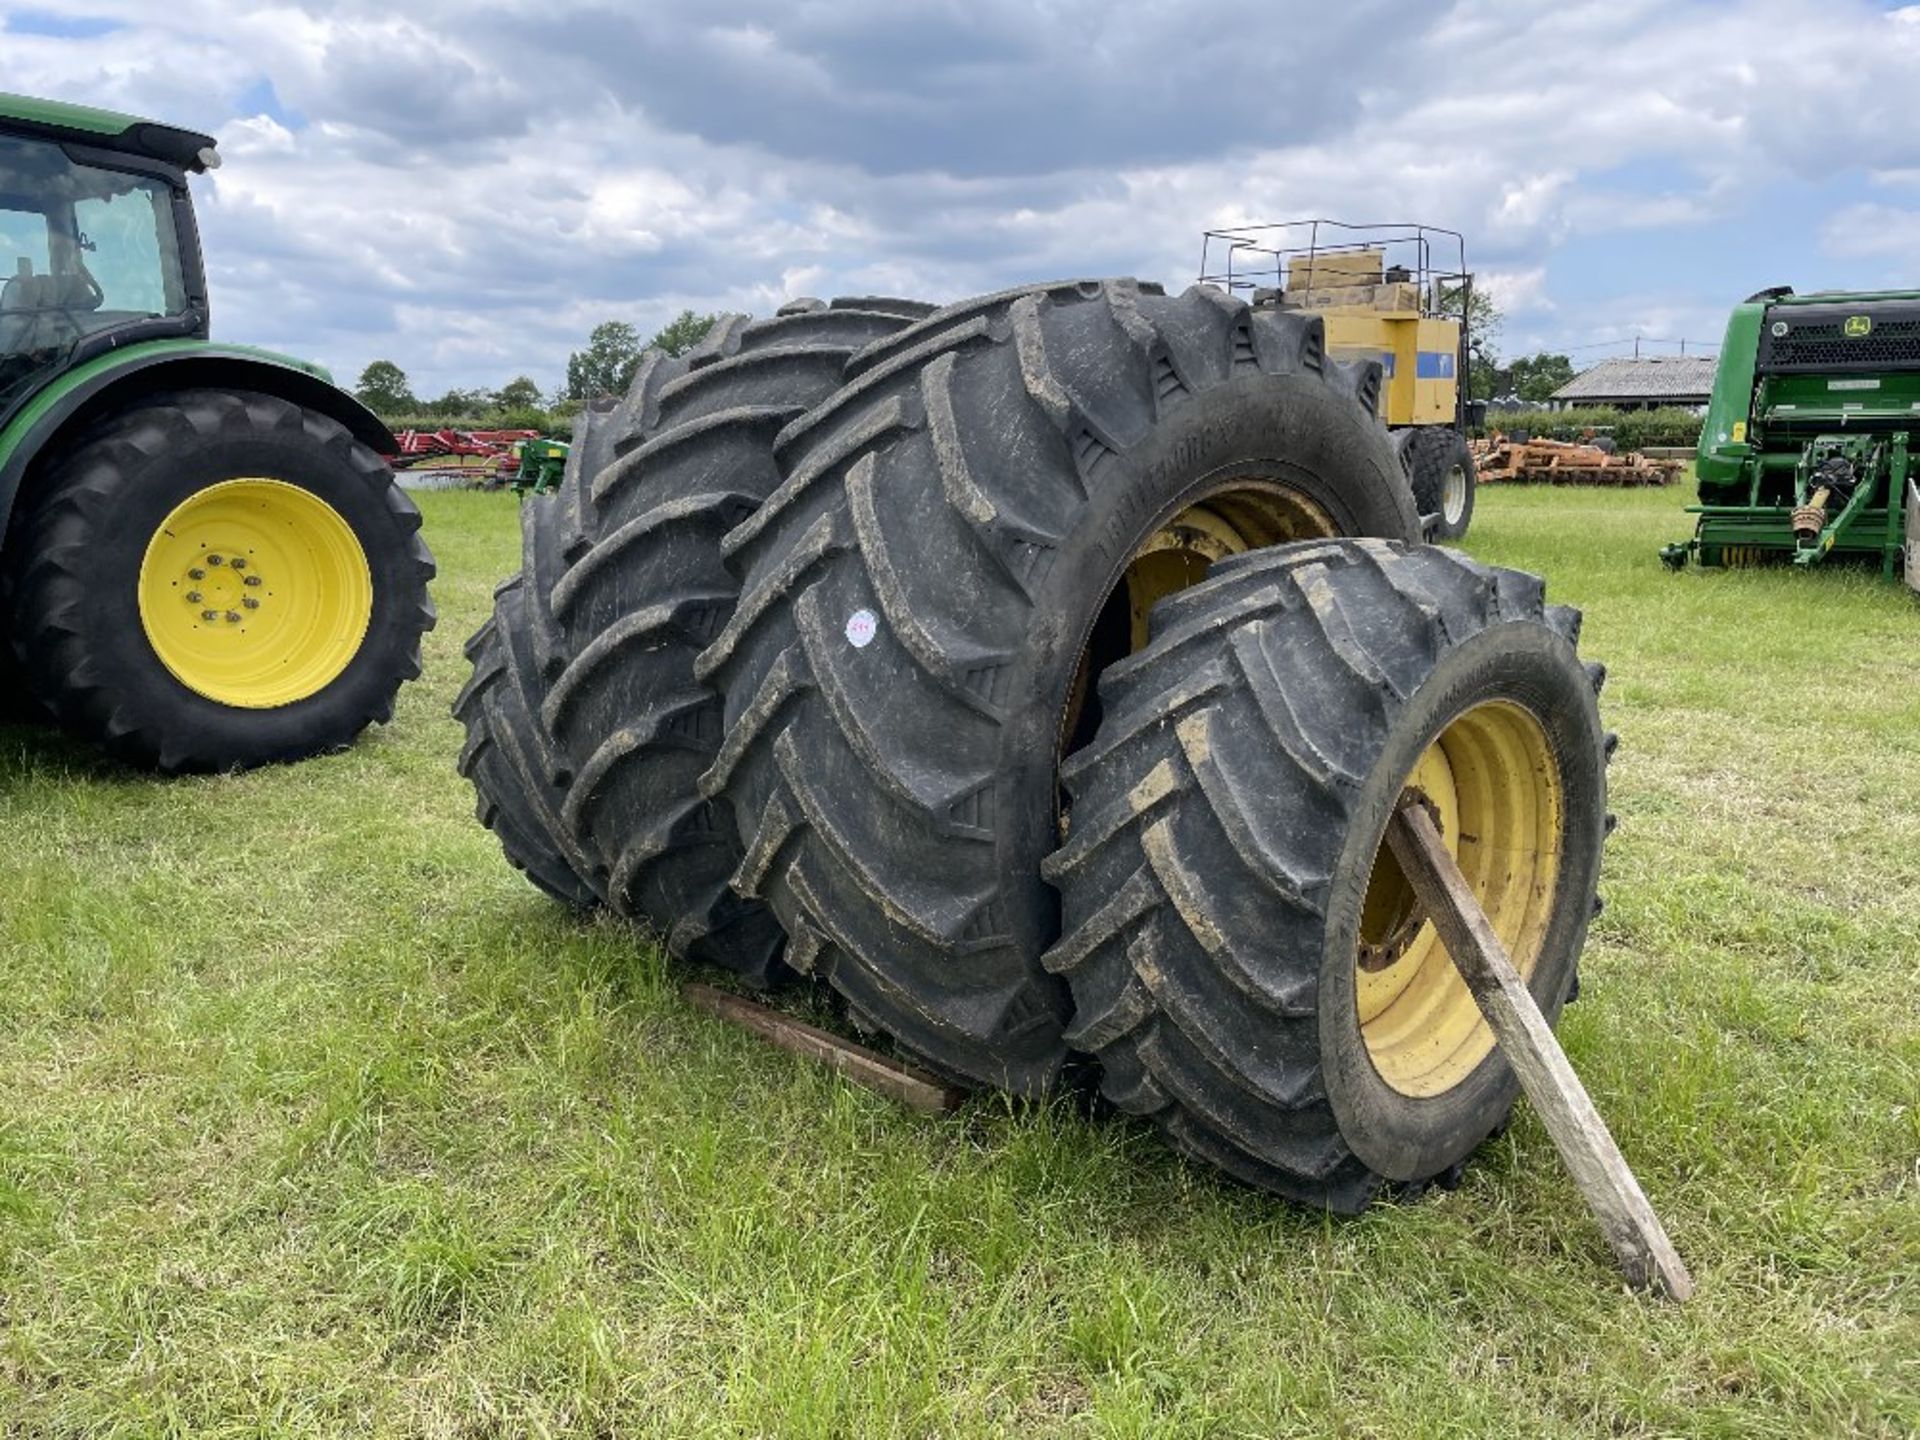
[[0, 92, 435, 771], [507, 435, 569, 496], [1663, 286, 1920, 589]]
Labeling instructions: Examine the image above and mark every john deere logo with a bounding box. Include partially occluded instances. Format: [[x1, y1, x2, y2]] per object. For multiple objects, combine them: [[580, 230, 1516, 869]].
[[1845, 315, 1873, 338]]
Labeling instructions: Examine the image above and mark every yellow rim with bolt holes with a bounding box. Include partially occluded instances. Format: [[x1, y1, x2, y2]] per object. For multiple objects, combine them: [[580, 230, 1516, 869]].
[[1354, 699, 1564, 1098], [137, 478, 373, 709]]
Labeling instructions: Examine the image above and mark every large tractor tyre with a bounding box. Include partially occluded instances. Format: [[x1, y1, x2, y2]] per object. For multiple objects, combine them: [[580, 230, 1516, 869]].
[[454, 567, 604, 907], [545, 298, 932, 982], [471, 298, 931, 984], [1401, 426, 1476, 540], [1042, 539, 1611, 1210], [554, 298, 937, 563], [5, 389, 435, 773], [696, 279, 1421, 1092]]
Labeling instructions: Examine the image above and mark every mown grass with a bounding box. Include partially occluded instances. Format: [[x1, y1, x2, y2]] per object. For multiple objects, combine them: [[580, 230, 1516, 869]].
[[1, 485, 1915, 1437]]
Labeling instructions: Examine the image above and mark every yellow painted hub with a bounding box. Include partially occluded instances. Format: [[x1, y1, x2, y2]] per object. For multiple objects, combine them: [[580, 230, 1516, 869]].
[[137, 478, 373, 709], [1123, 484, 1338, 651], [1356, 700, 1564, 1098]]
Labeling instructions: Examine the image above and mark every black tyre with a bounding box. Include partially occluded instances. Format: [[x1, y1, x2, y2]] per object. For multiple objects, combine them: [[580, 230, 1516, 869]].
[[453, 563, 603, 907], [1042, 539, 1611, 1209], [1401, 426, 1475, 540], [460, 299, 934, 980], [696, 280, 1421, 1092], [546, 298, 931, 982], [5, 389, 435, 772]]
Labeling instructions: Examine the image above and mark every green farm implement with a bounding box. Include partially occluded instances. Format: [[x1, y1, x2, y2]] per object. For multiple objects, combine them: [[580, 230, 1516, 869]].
[[507, 435, 568, 495], [1663, 287, 1920, 590]]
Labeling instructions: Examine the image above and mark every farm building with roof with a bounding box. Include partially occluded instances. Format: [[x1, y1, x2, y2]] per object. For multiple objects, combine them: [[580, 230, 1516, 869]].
[[1548, 355, 1717, 410]]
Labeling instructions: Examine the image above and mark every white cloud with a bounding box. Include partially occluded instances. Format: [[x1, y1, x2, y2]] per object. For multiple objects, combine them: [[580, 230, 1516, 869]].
[[4, 0, 1918, 392]]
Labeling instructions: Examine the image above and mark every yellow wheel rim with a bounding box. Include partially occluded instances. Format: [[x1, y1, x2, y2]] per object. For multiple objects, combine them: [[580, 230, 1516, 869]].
[[1121, 483, 1338, 651], [1355, 700, 1564, 1097], [1060, 479, 1340, 769], [137, 478, 373, 709]]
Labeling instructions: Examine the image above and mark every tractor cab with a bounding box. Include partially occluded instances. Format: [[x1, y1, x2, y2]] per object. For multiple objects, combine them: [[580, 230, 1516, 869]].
[[0, 96, 212, 420]]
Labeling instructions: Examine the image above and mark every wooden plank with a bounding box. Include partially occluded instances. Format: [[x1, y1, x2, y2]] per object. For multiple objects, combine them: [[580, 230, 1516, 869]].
[[1385, 803, 1695, 1301], [681, 982, 966, 1116]]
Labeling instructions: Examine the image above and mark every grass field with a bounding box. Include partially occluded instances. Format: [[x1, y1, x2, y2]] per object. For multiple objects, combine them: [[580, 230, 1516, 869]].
[[2, 485, 1915, 1437]]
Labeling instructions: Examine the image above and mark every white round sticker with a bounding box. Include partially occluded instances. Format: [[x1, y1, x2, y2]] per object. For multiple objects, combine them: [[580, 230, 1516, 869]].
[[845, 609, 879, 648]]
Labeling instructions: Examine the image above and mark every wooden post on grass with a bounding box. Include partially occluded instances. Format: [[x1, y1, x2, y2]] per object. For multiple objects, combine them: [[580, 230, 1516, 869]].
[[1386, 801, 1695, 1302], [681, 982, 966, 1117]]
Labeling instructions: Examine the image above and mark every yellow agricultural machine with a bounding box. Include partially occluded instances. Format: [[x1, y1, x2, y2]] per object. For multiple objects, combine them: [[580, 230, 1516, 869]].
[[1201, 221, 1479, 537]]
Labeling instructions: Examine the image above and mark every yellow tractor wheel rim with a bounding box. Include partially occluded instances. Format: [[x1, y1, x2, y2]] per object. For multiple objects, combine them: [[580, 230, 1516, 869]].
[[1061, 480, 1340, 769], [1355, 699, 1564, 1097], [1122, 483, 1339, 651], [137, 478, 373, 709]]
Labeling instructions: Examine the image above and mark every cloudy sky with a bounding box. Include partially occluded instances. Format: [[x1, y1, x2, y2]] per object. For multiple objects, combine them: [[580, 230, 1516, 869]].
[[6, 0, 1920, 398]]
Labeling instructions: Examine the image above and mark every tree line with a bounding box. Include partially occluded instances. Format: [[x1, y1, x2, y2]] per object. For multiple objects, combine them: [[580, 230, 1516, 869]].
[[1439, 287, 1577, 404], [357, 291, 1584, 428], [353, 310, 718, 427]]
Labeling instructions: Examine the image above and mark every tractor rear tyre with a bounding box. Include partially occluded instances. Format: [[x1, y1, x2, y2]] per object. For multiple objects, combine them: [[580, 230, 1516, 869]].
[[1401, 426, 1476, 540], [1041, 539, 1610, 1209], [454, 566, 603, 907], [6, 389, 435, 772], [458, 298, 935, 982], [696, 280, 1420, 1092]]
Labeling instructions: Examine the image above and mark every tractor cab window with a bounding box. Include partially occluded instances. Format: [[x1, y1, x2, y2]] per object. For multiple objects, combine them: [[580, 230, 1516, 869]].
[[0, 136, 189, 413]]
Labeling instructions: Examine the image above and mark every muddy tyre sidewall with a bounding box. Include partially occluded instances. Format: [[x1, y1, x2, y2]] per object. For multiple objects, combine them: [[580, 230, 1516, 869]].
[[1007, 373, 1417, 947]]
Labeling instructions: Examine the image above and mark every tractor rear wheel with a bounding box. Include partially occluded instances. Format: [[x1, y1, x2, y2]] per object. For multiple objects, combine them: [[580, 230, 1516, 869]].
[[1401, 426, 1476, 540], [540, 298, 933, 983], [695, 280, 1420, 1092], [5, 389, 435, 772], [455, 298, 935, 981], [1042, 539, 1610, 1208]]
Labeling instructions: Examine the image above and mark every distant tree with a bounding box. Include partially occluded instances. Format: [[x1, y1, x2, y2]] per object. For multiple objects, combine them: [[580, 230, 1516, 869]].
[[494, 374, 544, 411], [565, 320, 643, 401], [647, 309, 718, 358], [1508, 352, 1577, 403], [424, 386, 492, 418], [354, 359, 415, 414], [1440, 283, 1504, 400]]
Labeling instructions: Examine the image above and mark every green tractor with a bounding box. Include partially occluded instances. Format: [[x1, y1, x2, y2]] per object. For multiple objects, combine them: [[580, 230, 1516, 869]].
[[0, 93, 435, 772], [1663, 286, 1920, 589]]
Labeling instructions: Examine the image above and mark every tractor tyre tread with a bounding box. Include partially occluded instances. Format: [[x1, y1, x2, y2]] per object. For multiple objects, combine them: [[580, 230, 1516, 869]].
[[498, 301, 925, 982], [1042, 538, 1609, 1209], [697, 279, 1420, 1093]]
